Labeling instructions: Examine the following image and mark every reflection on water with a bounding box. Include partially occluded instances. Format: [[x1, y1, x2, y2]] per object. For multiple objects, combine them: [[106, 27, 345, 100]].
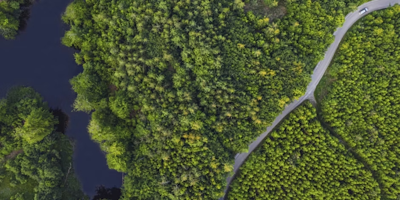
[[0, 0, 121, 197]]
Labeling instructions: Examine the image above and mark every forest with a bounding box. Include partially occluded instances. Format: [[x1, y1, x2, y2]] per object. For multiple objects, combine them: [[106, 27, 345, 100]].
[[61, 0, 370, 198], [0, 0, 25, 39], [317, 5, 400, 199], [228, 5, 400, 200], [227, 102, 380, 199], [0, 87, 87, 200]]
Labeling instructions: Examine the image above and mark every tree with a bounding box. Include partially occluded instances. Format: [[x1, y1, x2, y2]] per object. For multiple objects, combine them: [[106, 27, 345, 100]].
[[16, 108, 57, 144]]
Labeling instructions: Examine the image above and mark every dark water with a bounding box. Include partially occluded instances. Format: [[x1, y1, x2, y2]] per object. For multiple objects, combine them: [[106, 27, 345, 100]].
[[0, 0, 121, 197]]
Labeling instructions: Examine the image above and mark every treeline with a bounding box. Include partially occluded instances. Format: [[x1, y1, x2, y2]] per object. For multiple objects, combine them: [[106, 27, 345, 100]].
[[62, 0, 368, 198], [0, 87, 87, 200], [318, 5, 400, 199], [227, 102, 380, 199], [0, 0, 24, 39]]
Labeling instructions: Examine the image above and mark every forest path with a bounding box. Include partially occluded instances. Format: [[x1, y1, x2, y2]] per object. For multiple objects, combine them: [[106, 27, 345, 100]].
[[222, 0, 400, 198], [1, 149, 23, 164]]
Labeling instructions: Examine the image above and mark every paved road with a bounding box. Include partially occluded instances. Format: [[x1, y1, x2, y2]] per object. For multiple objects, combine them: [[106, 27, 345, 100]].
[[221, 0, 400, 199]]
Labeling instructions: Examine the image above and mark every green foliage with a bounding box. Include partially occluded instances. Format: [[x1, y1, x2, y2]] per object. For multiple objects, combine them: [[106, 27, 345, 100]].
[[0, 86, 57, 145], [228, 102, 380, 199], [16, 107, 57, 144], [0, 87, 88, 200], [319, 5, 400, 199], [62, 0, 369, 198], [263, 0, 279, 8], [0, 168, 37, 200], [0, 0, 24, 39]]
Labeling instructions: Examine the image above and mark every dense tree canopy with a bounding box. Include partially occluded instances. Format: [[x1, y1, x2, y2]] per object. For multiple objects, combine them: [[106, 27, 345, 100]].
[[62, 0, 368, 198], [0, 0, 24, 39], [318, 5, 400, 199], [0, 87, 87, 200], [227, 102, 380, 199]]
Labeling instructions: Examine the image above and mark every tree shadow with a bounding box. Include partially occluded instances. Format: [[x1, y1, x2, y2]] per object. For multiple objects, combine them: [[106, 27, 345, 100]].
[[92, 185, 121, 200], [18, 0, 36, 32], [50, 107, 69, 134]]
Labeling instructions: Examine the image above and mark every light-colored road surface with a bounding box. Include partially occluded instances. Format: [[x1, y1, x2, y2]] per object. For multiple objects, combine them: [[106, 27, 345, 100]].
[[222, 0, 400, 199]]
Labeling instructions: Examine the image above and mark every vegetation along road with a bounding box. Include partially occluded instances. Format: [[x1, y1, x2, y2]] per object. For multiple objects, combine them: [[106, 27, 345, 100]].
[[222, 0, 400, 198]]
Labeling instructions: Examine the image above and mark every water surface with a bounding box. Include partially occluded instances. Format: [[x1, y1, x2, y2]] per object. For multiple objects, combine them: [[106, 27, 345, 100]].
[[0, 0, 121, 196]]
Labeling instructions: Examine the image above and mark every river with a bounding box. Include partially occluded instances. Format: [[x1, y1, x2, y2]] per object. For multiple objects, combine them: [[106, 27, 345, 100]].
[[0, 0, 121, 197]]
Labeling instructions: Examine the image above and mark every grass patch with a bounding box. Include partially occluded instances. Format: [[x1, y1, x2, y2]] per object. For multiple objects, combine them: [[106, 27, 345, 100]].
[[244, 0, 287, 21]]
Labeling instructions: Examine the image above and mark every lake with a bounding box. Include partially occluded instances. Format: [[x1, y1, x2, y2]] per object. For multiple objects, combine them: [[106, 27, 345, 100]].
[[0, 0, 121, 197]]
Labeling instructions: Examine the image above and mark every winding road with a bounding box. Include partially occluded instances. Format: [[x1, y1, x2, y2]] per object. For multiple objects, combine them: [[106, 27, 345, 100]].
[[221, 0, 400, 198]]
